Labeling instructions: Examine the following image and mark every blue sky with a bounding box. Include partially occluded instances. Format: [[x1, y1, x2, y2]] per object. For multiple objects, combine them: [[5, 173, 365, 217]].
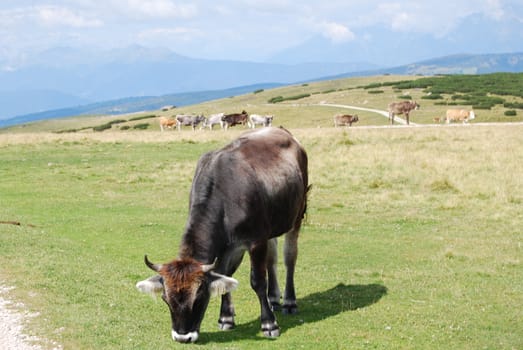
[[1, 0, 523, 68]]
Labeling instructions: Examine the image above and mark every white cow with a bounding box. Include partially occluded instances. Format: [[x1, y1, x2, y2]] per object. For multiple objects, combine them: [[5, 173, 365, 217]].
[[202, 113, 225, 130], [248, 114, 273, 128], [176, 114, 206, 131]]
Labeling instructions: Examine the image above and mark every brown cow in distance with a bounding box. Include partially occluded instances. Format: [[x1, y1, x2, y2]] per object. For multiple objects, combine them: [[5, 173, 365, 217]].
[[158, 116, 177, 131], [334, 114, 359, 127], [221, 110, 249, 130], [388, 100, 420, 125]]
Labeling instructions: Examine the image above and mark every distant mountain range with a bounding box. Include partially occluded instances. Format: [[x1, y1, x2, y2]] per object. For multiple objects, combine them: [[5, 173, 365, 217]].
[[1, 50, 523, 128], [0, 45, 377, 122], [328, 52, 523, 80]]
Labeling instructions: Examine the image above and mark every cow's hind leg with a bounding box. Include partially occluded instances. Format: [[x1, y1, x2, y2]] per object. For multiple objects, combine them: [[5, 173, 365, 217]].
[[249, 241, 280, 337], [282, 225, 300, 314], [267, 238, 281, 310]]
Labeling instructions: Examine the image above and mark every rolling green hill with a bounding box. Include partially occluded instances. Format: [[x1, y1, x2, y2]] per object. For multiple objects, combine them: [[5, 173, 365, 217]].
[[2, 73, 523, 134]]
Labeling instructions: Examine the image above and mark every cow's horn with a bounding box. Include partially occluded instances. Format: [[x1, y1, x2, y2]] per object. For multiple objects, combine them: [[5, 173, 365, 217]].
[[144, 255, 162, 272], [201, 258, 217, 273]]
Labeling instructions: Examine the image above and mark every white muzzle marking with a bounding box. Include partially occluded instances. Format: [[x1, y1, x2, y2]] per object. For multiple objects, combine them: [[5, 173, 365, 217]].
[[172, 329, 199, 343]]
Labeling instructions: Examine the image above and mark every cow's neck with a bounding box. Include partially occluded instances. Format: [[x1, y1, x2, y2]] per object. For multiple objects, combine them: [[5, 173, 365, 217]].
[[178, 224, 216, 264]]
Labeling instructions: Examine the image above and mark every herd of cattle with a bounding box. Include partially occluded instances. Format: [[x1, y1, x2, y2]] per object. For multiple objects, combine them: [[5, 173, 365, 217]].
[[159, 111, 273, 131], [158, 104, 476, 131]]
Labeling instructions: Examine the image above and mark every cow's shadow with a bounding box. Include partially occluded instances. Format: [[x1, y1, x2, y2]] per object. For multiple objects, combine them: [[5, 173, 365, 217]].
[[199, 283, 388, 344]]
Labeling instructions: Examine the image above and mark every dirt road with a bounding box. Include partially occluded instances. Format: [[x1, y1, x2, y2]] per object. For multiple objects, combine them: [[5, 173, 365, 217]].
[[0, 284, 61, 350]]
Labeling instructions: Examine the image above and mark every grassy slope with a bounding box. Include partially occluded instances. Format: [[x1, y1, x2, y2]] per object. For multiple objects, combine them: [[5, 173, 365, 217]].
[[1, 124, 522, 349], [3, 74, 523, 134]]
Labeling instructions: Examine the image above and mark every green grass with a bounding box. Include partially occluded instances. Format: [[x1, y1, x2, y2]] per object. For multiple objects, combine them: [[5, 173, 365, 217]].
[[1, 124, 522, 349]]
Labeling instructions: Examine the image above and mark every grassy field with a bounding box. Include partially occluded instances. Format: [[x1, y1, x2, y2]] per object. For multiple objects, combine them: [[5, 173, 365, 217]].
[[0, 123, 522, 349]]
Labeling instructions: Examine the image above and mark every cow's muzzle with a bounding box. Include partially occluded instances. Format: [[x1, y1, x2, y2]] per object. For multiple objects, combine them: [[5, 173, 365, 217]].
[[172, 330, 199, 343]]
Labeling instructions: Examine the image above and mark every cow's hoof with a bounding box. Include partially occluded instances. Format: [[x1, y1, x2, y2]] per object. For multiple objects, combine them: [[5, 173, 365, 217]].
[[261, 322, 280, 338], [282, 303, 298, 314], [218, 317, 235, 331]]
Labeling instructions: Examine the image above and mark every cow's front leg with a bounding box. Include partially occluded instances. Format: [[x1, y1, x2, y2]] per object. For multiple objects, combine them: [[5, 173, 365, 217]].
[[218, 293, 235, 330], [217, 250, 244, 331], [250, 241, 280, 338]]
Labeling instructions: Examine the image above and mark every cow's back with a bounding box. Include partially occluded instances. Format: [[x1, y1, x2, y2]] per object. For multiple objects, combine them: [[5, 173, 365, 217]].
[[187, 127, 308, 244]]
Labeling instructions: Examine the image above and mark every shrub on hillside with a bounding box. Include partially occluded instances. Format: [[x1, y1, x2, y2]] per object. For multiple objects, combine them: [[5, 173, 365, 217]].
[[109, 119, 127, 125], [504, 110, 517, 116], [422, 93, 443, 99], [268, 96, 284, 103], [129, 114, 157, 121], [504, 102, 523, 109], [268, 94, 311, 103], [363, 82, 382, 89], [133, 123, 149, 130], [93, 123, 112, 132]]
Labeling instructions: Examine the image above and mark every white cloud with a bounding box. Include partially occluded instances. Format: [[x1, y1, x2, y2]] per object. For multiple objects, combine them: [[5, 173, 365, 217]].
[[320, 22, 355, 43], [124, 0, 197, 19], [137, 27, 201, 44], [37, 6, 103, 28], [0, 0, 522, 64], [484, 0, 505, 20]]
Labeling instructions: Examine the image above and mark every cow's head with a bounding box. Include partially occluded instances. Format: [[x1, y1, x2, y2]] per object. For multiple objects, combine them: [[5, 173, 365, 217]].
[[136, 256, 238, 343]]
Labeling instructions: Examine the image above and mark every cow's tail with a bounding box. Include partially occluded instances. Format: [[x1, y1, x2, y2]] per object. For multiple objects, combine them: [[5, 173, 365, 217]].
[[301, 184, 312, 221]]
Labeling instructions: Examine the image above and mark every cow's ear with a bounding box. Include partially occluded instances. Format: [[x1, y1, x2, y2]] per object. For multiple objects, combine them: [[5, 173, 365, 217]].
[[208, 272, 238, 297], [136, 275, 164, 296]]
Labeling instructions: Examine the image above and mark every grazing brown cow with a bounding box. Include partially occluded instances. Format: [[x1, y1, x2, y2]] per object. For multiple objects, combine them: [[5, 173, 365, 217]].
[[221, 110, 249, 130], [333, 114, 359, 127], [387, 101, 420, 125], [136, 127, 309, 343], [445, 109, 475, 124], [158, 116, 177, 131]]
